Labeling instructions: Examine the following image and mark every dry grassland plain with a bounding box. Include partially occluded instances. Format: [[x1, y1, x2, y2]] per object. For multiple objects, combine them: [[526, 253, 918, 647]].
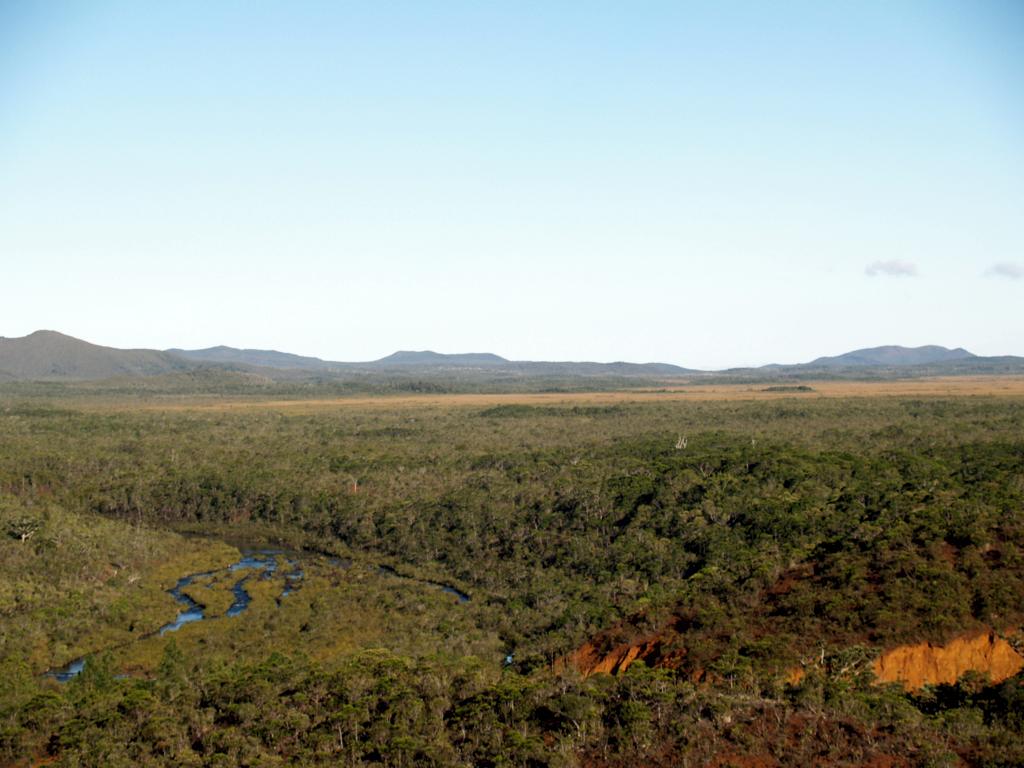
[[108, 375, 1024, 413]]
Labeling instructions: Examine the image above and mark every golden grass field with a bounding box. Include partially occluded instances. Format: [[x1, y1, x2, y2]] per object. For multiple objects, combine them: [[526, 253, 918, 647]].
[[120, 375, 1024, 413]]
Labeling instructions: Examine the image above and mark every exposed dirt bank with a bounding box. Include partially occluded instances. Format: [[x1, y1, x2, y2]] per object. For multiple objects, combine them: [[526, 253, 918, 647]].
[[554, 614, 695, 679], [560, 617, 1024, 696], [871, 630, 1023, 690], [557, 636, 672, 677]]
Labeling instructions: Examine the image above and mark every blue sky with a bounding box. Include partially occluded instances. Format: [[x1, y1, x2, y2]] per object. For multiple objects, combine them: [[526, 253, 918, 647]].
[[1, 1, 1021, 368]]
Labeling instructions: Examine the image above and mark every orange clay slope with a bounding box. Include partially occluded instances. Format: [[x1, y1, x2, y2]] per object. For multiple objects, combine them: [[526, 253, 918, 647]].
[[558, 626, 1024, 692], [872, 630, 1024, 691]]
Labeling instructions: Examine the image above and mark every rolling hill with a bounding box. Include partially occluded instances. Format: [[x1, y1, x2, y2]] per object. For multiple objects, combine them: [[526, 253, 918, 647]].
[[2, 331, 1022, 383], [167, 344, 693, 376], [0, 333, 696, 382], [806, 345, 976, 368], [372, 350, 510, 367], [0, 331, 192, 381], [167, 345, 336, 370]]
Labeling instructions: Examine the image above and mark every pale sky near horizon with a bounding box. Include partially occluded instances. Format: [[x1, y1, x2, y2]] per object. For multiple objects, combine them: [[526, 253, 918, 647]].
[[1, 1, 1022, 369]]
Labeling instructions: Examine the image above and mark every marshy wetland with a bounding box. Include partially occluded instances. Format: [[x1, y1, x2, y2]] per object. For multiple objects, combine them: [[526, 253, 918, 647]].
[[46, 542, 473, 682]]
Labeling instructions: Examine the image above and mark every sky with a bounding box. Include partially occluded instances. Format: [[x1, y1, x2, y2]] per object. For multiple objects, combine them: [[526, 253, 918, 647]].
[[1, 1, 1022, 369]]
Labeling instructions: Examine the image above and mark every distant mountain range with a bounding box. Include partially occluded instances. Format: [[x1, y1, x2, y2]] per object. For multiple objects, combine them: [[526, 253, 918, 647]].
[[168, 343, 695, 376], [1, 331, 1022, 382]]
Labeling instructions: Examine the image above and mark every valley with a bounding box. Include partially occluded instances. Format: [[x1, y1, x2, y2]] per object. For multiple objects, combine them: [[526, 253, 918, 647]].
[[2, 382, 1023, 765]]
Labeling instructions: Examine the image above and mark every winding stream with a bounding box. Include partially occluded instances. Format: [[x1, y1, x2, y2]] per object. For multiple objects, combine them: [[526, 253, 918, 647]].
[[156, 550, 287, 632], [46, 545, 470, 681], [377, 564, 470, 603], [159, 573, 208, 634]]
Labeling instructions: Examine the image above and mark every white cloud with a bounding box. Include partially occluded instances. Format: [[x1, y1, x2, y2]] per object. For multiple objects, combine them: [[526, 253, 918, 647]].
[[865, 260, 918, 277], [986, 262, 1022, 280]]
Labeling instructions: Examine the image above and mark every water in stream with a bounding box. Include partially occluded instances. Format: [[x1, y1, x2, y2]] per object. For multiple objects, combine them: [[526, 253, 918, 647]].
[[158, 573, 210, 634], [48, 658, 87, 683], [226, 551, 279, 616]]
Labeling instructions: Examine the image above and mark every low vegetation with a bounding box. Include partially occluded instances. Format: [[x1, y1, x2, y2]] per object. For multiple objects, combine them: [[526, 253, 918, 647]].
[[1, 388, 1023, 765]]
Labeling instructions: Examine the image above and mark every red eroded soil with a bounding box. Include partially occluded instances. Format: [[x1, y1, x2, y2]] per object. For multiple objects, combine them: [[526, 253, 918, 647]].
[[554, 613, 695, 678], [871, 630, 1024, 690]]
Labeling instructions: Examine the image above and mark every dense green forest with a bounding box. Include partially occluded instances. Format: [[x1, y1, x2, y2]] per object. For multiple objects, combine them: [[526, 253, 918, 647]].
[[2, 392, 1023, 766]]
